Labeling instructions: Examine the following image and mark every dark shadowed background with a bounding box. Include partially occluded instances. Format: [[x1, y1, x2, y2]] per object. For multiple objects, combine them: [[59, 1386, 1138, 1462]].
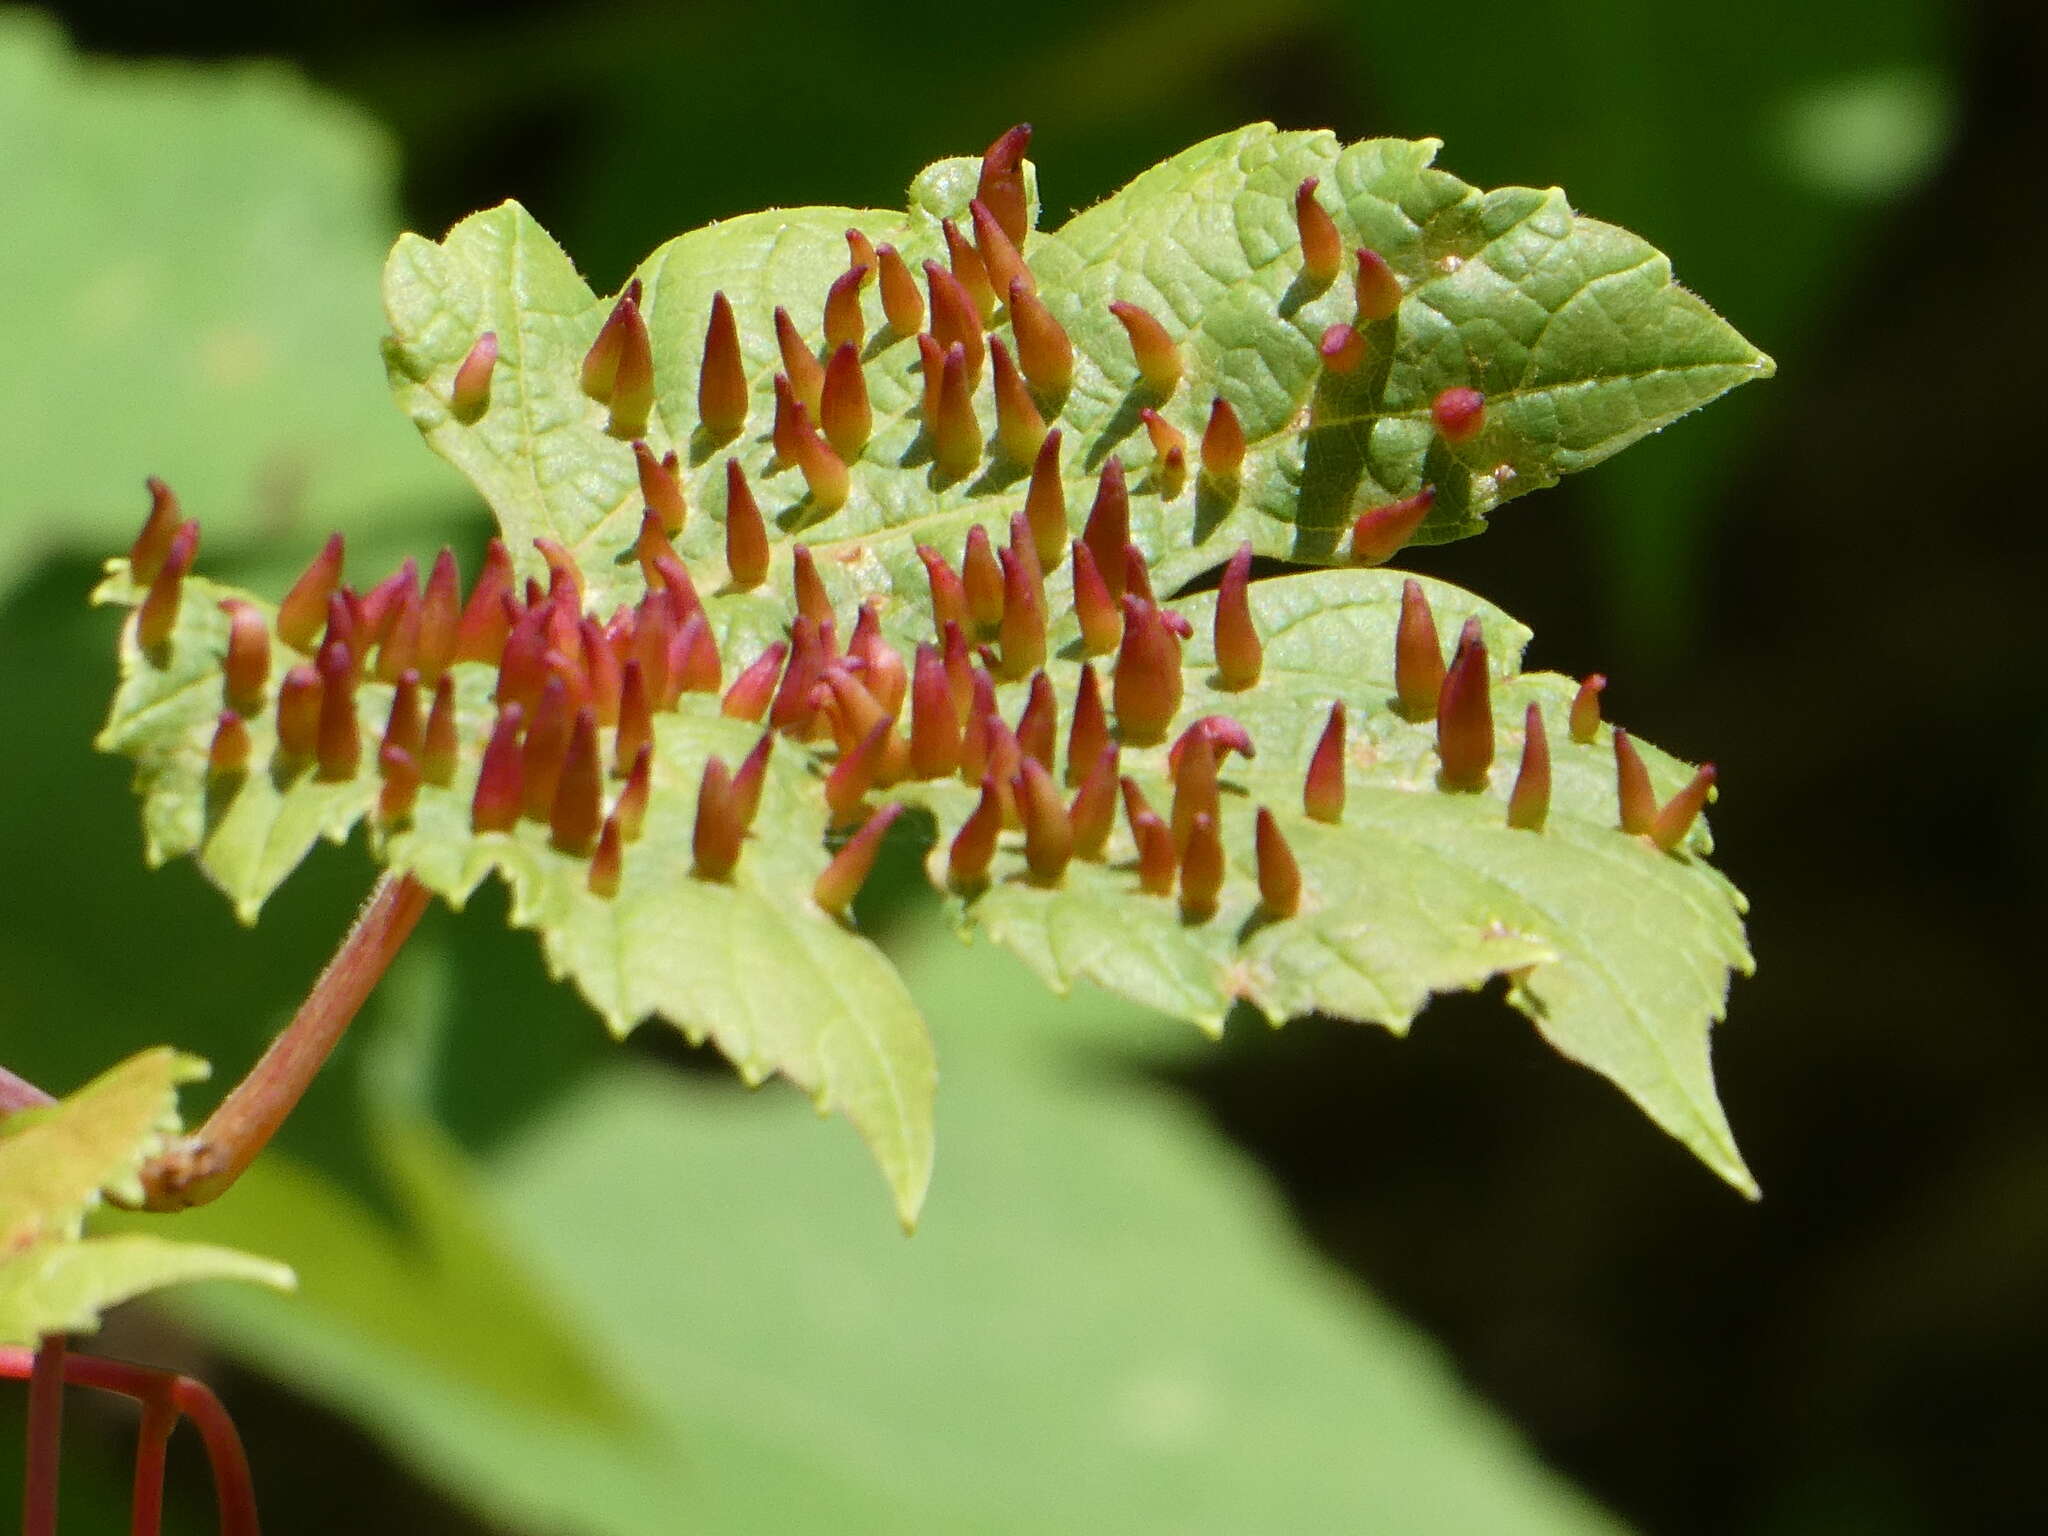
[[3, 0, 2045, 1531]]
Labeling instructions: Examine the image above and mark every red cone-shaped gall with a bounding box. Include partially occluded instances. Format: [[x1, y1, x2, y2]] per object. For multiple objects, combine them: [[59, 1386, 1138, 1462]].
[[315, 641, 360, 781], [1168, 714, 1256, 773], [416, 548, 460, 683], [972, 200, 1033, 310], [1170, 731, 1221, 855], [1141, 407, 1187, 464], [978, 123, 1033, 246], [848, 602, 906, 716], [916, 544, 969, 636], [1071, 540, 1121, 656], [669, 613, 721, 697], [1507, 703, 1552, 832], [1351, 485, 1435, 565], [824, 265, 869, 352], [373, 581, 423, 685], [319, 591, 359, 679], [914, 332, 945, 435], [792, 544, 832, 628], [1019, 429, 1067, 565], [716, 460, 768, 590], [723, 641, 787, 722], [985, 721, 1022, 826], [454, 539, 514, 664], [1614, 729, 1657, 835], [130, 477, 182, 582], [990, 337, 1047, 465], [846, 228, 878, 275], [208, 710, 250, 777], [1303, 701, 1346, 823], [1570, 674, 1606, 744], [1013, 670, 1057, 767], [1354, 248, 1401, 322], [1320, 323, 1366, 374], [422, 675, 458, 785], [532, 540, 582, 610], [1083, 458, 1131, 601], [962, 524, 1004, 636], [472, 704, 525, 832], [816, 802, 904, 916], [933, 342, 982, 480], [1432, 386, 1486, 446], [958, 672, 997, 784], [769, 619, 828, 734], [1200, 397, 1245, 483], [1132, 809, 1176, 895], [820, 663, 889, 759], [876, 244, 924, 335], [1395, 579, 1445, 722], [774, 307, 824, 416], [588, 816, 624, 897], [604, 741, 648, 842], [823, 716, 897, 823], [606, 297, 655, 439], [1246, 811, 1301, 926], [519, 674, 576, 818], [924, 262, 985, 382], [910, 645, 961, 778], [580, 279, 643, 400], [692, 756, 742, 880], [1061, 662, 1109, 786], [948, 774, 1004, 892], [218, 599, 269, 709], [1007, 509, 1045, 596], [1295, 178, 1342, 287], [631, 592, 675, 706], [1435, 622, 1493, 791], [1214, 542, 1261, 689], [940, 620, 974, 720], [580, 616, 624, 723], [1018, 758, 1073, 885], [1123, 543, 1157, 606], [632, 508, 671, 595], [378, 746, 421, 824], [1651, 764, 1717, 853], [1162, 442, 1189, 497], [276, 665, 321, 759], [380, 671, 423, 764], [451, 331, 497, 423], [731, 732, 773, 831], [358, 556, 416, 651], [614, 662, 652, 775], [1113, 596, 1183, 745], [998, 549, 1047, 678], [772, 373, 804, 468], [789, 402, 850, 510], [277, 533, 345, 652], [1179, 813, 1224, 922], [820, 342, 871, 460], [635, 441, 687, 536], [1009, 280, 1072, 401], [550, 709, 603, 854], [943, 217, 996, 322], [698, 291, 749, 440], [1108, 301, 1180, 398], [1068, 742, 1118, 859]]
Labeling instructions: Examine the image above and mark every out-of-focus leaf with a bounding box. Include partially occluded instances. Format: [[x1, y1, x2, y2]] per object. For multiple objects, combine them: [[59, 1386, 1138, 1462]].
[[0, 12, 460, 598], [0, 1233, 290, 1347], [154, 922, 1628, 1535]]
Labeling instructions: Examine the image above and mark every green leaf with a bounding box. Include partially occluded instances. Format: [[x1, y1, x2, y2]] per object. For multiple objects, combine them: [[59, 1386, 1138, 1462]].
[[0, 1048, 292, 1345], [146, 926, 1629, 1535], [0, 12, 458, 599], [97, 125, 1764, 1216]]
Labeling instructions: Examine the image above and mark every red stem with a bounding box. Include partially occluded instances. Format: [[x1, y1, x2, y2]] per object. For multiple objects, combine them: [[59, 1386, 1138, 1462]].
[[22, 1335, 66, 1536], [130, 1389, 178, 1536], [3, 1345, 262, 1535], [140, 871, 430, 1210]]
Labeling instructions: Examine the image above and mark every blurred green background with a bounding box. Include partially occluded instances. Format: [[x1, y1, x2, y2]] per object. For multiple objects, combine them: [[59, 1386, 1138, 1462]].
[[3, 0, 2045, 1530]]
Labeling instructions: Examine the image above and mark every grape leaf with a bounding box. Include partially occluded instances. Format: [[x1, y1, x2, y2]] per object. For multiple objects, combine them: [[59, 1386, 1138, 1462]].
[[98, 125, 1766, 1220], [0, 1049, 292, 1345]]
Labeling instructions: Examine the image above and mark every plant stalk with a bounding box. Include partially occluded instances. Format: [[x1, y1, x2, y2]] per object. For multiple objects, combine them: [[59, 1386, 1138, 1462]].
[[138, 870, 430, 1211], [131, 1390, 178, 1536], [22, 1334, 65, 1536]]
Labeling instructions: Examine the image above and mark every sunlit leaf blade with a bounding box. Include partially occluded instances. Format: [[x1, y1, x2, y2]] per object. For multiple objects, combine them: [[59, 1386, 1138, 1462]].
[[101, 122, 1764, 1211], [0, 1234, 291, 1347]]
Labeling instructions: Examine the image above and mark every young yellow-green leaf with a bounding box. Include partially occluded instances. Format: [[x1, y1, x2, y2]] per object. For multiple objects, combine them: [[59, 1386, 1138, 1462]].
[[0, 1048, 292, 1345], [0, 1233, 292, 1347], [98, 125, 1765, 1218]]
